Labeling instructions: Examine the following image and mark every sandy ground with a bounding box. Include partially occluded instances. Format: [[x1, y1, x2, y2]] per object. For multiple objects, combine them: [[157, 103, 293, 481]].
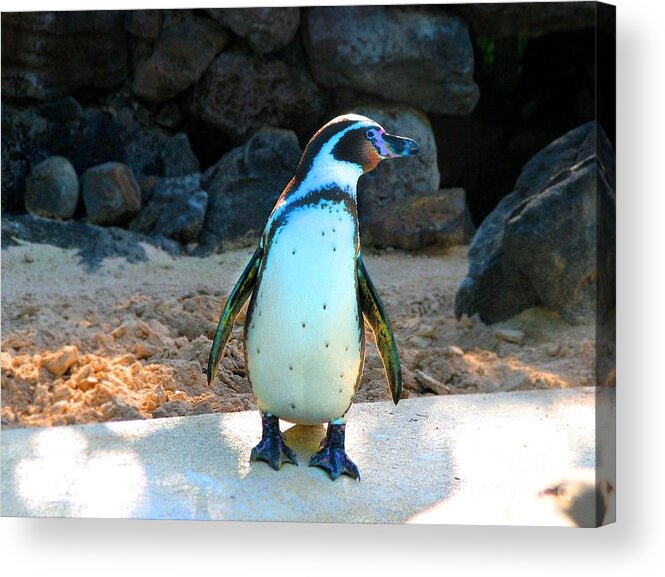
[[1, 241, 596, 429]]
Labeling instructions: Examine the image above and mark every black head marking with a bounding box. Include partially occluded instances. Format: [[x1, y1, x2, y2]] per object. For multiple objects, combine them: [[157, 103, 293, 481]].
[[332, 127, 381, 172], [294, 118, 359, 180]]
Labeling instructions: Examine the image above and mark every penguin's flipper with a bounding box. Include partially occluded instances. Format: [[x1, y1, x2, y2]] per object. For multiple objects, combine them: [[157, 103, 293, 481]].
[[357, 255, 402, 404], [207, 244, 263, 386]]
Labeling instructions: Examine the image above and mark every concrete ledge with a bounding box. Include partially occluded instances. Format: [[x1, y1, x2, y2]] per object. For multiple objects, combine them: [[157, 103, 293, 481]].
[[1, 388, 602, 524]]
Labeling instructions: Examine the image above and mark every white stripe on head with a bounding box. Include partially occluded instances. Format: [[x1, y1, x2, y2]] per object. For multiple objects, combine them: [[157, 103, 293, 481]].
[[265, 120, 368, 230], [287, 120, 369, 202]]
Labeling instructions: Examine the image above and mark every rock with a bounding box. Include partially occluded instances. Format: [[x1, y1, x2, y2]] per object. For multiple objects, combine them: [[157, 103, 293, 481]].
[[100, 398, 144, 421], [443, 345, 465, 358], [414, 369, 452, 395], [156, 102, 183, 130], [344, 104, 440, 220], [494, 328, 526, 346], [1, 11, 128, 100], [81, 162, 142, 226], [24, 156, 79, 220], [455, 121, 615, 324], [204, 7, 300, 54], [26, 106, 165, 180], [38, 96, 83, 121], [199, 128, 302, 253], [189, 47, 326, 143], [161, 133, 200, 177], [546, 343, 563, 357], [156, 191, 208, 244], [1, 108, 49, 212], [408, 336, 432, 350], [131, 174, 207, 243], [361, 189, 475, 250], [125, 10, 161, 41], [132, 16, 232, 104], [303, 6, 478, 115], [498, 372, 533, 393], [43, 346, 79, 378], [454, 2, 596, 38]]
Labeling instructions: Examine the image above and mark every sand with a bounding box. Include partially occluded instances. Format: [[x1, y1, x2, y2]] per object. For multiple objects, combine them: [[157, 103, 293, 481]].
[[1, 240, 596, 429]]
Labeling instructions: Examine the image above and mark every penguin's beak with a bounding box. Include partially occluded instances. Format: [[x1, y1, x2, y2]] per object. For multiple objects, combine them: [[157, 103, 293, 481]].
[[381, 133, 420, 158]]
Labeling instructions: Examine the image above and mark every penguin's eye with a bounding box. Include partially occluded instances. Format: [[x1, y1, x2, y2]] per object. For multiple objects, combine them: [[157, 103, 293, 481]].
[[366, 129, 376, 140]]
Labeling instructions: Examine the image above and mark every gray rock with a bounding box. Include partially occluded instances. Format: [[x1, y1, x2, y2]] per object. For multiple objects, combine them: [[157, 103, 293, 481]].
[[455, 121, 615, 325], [1, 108, 48, 212], [347, 105, 440, 223], [303, 6, 479, 115], [38, 96, 83, 121], [151, 174, 201, 203], [81, 162, 142, 226], [49, 109, 129, 173], [156, 102, 183, 130], [361, 189, 475, 251], [125, 10, 162, 41], [494, 328, 525, 345], [25, 157, 79, 220], [204, 7, 300, 54], [132, 16, 232, 104], [161, 134, 200, 177], [131, 174, 207, 243], [155, 190, 208, 243], [199, 128, 302, 253], [1, 11, 128, 100], [190, 48, 327, 143], [454, 2, 596, 38]]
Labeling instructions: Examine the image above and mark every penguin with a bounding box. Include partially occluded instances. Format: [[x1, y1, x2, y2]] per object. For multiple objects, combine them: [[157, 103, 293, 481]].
[[207, 114, 420, 480]]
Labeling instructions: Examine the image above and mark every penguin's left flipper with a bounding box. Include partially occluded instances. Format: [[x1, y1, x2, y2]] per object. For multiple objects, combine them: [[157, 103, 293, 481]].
[[357, 255, 402, 404], [207, 244, 263, 386]]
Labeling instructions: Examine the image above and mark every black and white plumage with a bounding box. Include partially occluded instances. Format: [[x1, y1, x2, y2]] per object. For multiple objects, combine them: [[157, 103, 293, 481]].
[[208, 114, 419, 480]]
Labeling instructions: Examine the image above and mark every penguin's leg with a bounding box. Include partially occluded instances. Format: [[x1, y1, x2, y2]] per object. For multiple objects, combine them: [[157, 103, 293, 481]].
[[250, 413, 298, 470], [309, 417, 360, 481]]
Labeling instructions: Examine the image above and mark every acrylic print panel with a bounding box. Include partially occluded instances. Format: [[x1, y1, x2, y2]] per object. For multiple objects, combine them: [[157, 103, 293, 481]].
[[1, 2, 615, 526]]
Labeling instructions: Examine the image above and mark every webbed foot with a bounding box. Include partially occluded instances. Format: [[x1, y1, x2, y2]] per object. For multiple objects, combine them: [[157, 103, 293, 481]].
[[309, 423, 360, 481], [250, 414, 298, 470]]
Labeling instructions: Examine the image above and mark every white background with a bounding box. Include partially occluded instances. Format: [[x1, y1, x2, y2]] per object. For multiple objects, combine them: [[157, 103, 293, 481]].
[[1, 0, 664, 575]]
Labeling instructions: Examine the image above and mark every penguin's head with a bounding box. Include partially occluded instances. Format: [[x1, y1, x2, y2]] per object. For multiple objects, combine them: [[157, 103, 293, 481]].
[[298, 114, 420, 178]]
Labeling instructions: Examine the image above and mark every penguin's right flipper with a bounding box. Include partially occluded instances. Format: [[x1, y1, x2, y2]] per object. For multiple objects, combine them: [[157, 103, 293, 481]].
[[207, 244, 263, 386], [357, 255, 402, 404]]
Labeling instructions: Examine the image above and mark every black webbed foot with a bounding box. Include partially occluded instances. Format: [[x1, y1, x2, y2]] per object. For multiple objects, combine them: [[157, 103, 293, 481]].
[[309, 423, 360, 481], [250, 414, 298, 470]]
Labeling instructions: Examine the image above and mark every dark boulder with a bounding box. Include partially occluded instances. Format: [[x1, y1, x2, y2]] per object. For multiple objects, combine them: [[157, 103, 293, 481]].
[[81, 162, 142, 226], [156, 102, 183, 130], [204, 7, 300, 54], [24, 156, 79, 220], [198, 128, 302, 253], [454, 2, 596, 38], [303, 6, 479, 115], [38, 96, 83, 122], [361, 189, 475, 250], [1, 108, 48, 212], [455, 121, 615, 325], [189, 47, 327, 143], [125, 10, 162, 41], [132, 16, 232, 105], [1, 11, 128, 101], [131, 174, 207, 243], [161, 133, 200, 177]]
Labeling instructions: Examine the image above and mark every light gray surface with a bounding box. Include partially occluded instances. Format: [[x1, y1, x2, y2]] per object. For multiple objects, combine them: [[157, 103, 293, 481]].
[[1, 388, 603, 524]]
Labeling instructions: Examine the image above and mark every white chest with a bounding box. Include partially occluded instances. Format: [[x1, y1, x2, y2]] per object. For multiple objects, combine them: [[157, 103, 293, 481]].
[[245, 201, 364, 425]]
